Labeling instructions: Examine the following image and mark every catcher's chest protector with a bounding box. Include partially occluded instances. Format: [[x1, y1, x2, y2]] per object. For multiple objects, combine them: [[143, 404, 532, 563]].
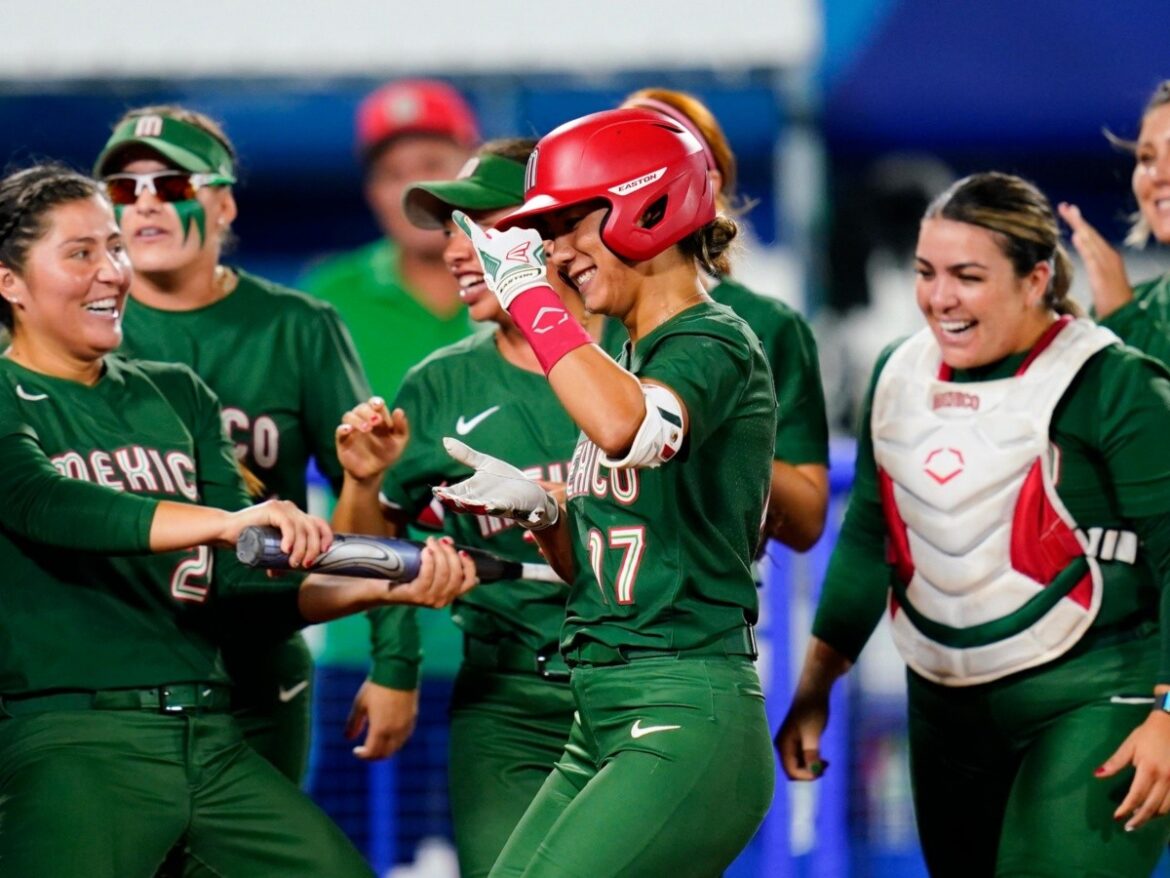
[[872, 317, 1127, 686]]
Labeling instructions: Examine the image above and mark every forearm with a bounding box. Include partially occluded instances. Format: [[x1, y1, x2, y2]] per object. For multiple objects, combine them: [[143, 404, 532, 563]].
[[148, 500, 234, 553], [765, 461, 829, 552], [531, 511, 577, 584], [333, 474, 400, 537], [793, 635, 854, 699], [298, 574, 389, 623]]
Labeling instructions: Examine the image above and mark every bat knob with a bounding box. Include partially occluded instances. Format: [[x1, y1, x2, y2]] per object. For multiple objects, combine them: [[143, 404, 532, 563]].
[[237, 525, 283, 567]]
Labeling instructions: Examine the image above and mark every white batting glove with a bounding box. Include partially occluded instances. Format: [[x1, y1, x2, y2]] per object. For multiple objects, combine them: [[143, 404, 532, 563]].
[[451, 210, 549, 311], [432, 438, 559, 530]]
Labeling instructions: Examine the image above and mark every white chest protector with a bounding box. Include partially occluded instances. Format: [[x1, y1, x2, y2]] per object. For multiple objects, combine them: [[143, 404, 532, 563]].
[[871, 317, 1130, 686]]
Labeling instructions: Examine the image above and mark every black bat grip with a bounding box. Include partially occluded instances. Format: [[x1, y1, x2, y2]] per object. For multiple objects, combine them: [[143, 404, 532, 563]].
[[453, 546, 524, 583]]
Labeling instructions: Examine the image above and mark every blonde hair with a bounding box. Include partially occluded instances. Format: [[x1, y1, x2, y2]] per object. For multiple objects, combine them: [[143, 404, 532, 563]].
[[623, 88, 738, 214]]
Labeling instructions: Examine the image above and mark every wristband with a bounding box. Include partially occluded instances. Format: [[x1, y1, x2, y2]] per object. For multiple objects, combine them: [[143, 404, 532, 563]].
[[1157, 691, 1170, 714], [507, 284, 592, 374]]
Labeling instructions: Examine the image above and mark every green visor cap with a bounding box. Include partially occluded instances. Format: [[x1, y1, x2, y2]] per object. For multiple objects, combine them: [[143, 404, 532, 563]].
[[94, 115, 236, 182], [403, 153, 526, 230]]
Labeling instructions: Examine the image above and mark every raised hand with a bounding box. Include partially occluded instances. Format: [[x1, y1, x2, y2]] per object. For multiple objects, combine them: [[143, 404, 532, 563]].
[[336, 396, 410, 484], [451, 210, 548, 310], [1058, 202, 1134, 318]]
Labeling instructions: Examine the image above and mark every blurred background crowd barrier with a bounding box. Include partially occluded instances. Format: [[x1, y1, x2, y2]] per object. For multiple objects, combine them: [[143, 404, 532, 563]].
[[3, 1, 1169, 874]]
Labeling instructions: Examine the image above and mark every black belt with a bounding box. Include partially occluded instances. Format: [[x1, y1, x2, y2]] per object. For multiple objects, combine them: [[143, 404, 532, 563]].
[[0, 684, 232, 718], [564, 626, 758, 668], [463, 636, 571, 682]]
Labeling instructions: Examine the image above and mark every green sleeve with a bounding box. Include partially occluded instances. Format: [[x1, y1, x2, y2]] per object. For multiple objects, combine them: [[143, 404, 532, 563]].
[[769, 312, 830, 465], [0, 430, 158, 552], [811, 347, 898, 660], [1130, 513, 1170, 683], [367, 606, 422, 689], [639, 332, 756, 448], [1098, 277, 1170, 370], [301, 304, 372, 494], [1089, 353, 1170, 518], [364, 367, 438, 689], [1080, 350, 1170, 684]]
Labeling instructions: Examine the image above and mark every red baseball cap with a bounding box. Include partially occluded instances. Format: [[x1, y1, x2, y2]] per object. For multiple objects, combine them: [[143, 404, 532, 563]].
[[356, 80, 480, 158]]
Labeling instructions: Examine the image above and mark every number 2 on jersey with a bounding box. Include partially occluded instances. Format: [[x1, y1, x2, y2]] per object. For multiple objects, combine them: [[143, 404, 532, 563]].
[[587, 526, 646, 605], [171, 545, 213, 603]]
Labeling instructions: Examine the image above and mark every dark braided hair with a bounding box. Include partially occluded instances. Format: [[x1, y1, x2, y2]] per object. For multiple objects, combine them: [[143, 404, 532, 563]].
[[0, 164, 104, 331]]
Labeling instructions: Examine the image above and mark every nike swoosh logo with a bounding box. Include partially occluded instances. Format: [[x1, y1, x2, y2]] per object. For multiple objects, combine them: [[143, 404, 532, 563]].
[[278, 680, 309, 703], [15, 384, 48, 402], [630, 719, 682, 739], [455, 405, 501, 436]]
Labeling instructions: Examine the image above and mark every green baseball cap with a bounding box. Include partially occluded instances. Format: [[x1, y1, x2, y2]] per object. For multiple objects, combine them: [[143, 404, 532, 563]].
[[403, 153, 526, 230], [93, 114, 236, 183]]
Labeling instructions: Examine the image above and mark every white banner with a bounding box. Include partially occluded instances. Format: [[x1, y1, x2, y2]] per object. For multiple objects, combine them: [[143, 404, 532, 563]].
[[0, 0, 818, 78]]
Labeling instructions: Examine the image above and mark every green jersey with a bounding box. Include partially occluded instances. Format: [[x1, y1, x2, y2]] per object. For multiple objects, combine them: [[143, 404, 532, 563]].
[[1098, 271, 1170, 367], [119, 269, 369, 507], [709, 277, 829, 465], [814, 340, 1170, 676], [300, 240, 473, 400], [0, 356, 300, 696], [367, 332, 581, 689], [563, 302, 777, 653]]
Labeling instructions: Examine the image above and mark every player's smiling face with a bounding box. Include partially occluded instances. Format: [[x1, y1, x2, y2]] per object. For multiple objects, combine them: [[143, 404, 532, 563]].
[[1133, 102, 1170, 245], [545, 204, 631, 318], [114, 157, 235, 278], [444, 207, 512, 324], [915, 218, 1053, 370], [2, 195, 132, 362]]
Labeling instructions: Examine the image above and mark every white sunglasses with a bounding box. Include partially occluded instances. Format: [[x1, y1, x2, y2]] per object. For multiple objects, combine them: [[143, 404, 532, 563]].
[[103, 171, 225, 205]]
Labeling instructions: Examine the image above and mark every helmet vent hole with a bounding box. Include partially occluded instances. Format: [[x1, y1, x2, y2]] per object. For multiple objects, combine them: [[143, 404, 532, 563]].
[[639, 196, 668, 230]]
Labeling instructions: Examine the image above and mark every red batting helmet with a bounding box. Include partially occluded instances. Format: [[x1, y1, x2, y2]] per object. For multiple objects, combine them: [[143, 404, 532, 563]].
[[494, 108, 715, 262]]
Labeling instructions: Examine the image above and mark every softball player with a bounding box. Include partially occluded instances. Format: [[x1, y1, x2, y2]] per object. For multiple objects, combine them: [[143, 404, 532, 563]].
[[0, 163, 477, 878], [777, 172, 1170, 876], [333, 138, 611, 878], [301, 78, 479, 402], [621, 87, 829, 550], [93, 105, 371, 783], [436, 108, 777, 877], [1058, 80, 1170, 363]]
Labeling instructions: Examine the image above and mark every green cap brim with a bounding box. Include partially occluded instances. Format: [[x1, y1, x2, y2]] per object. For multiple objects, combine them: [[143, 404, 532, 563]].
[[94, 116, 236, 181], [403, 153, 526, 230]]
